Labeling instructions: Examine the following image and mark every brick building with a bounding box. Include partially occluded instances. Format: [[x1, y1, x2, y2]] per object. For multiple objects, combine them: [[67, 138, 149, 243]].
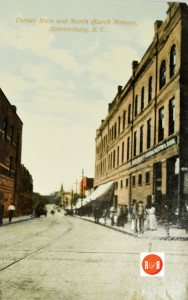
[[79, 177, 94, 196], [94, 3, 188, 224], [0, 89, 33, 217]]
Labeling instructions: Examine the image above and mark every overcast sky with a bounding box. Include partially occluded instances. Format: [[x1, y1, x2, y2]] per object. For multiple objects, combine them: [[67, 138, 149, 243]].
[[0, 0, 170, 195]]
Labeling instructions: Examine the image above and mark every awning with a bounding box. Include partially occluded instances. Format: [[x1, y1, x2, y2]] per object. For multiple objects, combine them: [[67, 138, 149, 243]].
[[90, 181, 114, 201], [75, 182, 114, 209]]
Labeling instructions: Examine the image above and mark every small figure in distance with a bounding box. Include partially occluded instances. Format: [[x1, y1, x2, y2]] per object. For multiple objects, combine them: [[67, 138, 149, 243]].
[[50, 209, 55, 216]]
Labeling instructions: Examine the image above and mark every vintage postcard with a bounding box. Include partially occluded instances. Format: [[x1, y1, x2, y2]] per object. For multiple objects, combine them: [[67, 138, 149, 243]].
[[0, 1, 187, 299]]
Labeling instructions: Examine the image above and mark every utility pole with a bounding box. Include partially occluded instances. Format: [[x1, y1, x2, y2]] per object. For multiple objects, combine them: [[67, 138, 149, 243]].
[[71, 185, 73, 210], [73, 179, 78, 207], [74, 179, 78, 194], [81, 168, 84, 208]]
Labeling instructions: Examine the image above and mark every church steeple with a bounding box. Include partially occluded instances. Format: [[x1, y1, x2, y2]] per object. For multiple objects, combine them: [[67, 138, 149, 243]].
[[60, 183, 64, 192]]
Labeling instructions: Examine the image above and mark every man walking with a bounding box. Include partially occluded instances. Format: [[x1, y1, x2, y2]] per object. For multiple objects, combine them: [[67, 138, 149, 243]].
[[8, 202, 15, 223]]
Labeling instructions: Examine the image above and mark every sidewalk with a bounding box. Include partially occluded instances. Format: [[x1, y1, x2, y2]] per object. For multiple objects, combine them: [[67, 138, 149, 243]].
[[1, 215, 34, 227], [79, 215, 188, 241]]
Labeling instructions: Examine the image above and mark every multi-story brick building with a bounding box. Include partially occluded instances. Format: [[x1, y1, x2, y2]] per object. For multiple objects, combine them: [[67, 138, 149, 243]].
[[79, 177, 94, 196], [0, 88, 33, 217], [94, 3, 188, 224]]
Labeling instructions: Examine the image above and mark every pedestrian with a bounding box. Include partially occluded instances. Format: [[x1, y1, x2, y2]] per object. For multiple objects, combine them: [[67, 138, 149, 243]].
[[8, 202, 15, 223], [144, 204, 150, 231], [103, 209, 108, 225], [93, 207, 99, 223], [149, 204, 157, 230], [130, 199, 137, 233], [137, 201, 145, 233], [110, 206, 117, 226], [0, 201, 5, 226]]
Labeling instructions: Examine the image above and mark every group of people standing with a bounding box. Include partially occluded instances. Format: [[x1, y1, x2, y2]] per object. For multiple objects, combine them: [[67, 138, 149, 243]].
[[93, 201, 157, 234], [0, 201, 16, 226], [130, 199, 157, 233]]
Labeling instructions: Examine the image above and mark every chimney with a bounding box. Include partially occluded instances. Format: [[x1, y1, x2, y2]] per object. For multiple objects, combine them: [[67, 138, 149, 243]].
[[132, 60, 138, 72], [154, 20, 163, 34], [118, 85, 122, 94], [11, 105, 17, 113]]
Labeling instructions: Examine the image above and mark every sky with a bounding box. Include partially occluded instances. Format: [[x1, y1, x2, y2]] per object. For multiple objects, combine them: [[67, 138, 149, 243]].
[[0, 0, 171, 195]]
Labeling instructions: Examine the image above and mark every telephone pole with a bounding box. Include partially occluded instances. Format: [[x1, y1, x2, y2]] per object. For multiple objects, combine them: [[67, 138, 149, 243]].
[[81, 168, 84, 208]]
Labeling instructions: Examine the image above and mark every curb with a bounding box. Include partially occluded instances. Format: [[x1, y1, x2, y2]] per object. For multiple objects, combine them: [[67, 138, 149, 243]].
[[78, 216, 188, 241], [1, 216, 35, 227]]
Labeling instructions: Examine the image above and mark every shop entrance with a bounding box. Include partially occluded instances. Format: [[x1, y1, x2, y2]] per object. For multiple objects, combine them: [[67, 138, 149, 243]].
[[167, 156, 179, 224]]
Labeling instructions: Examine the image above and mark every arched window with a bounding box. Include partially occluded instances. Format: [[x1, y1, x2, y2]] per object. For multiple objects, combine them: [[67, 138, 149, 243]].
[[160, 60, 166, 89], [170, 44, 176, 78], [148, 76, 153, 102], [141, 87, 145, 111]]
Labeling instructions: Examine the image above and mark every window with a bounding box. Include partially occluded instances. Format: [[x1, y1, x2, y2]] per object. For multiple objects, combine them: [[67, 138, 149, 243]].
[[10, 125, 14, 144], [3, 118, 8, 141], [147, 119, 152, 149], [134, 131, 137, 157], [117, 146, 119, 166], [158, 106, 164, 142], [148, 76, 153, 102], [112, 127, 114, 141], [8, 156, 13, 176], [123, 111, 126, 129], [135, 95, 138, 117], [128, 104, 131, 124], [126, 178, 129, 188], [138, 174, 142, 186], [118, 116, 121, 135], [114, 123, 117, 139], [115, 182, 118, 190], [132, 176, 136, 187], [108, 155, 110, 170], [109, 129, 112, 142], [122, 142, 124, 163], [140, 125, 144, 153], [113, 150, 116, 168], [127, 137, 130, 160], [121, 180, 123, 189], [141, 87, 145, 111], [169, 98, 175, 135], [145, 172, 150, 184], [160, 60, 166, 89], [170, 45, 176, 78]]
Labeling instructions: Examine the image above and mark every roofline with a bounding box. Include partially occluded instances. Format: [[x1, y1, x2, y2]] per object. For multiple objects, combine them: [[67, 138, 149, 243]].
[[0, 88, 23, 125]]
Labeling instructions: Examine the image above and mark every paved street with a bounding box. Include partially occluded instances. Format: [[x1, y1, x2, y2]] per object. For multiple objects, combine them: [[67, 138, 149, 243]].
[[0, 211, 187, 300]]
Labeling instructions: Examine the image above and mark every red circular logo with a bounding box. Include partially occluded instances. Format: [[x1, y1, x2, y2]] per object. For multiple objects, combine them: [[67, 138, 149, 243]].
[[142, 254, 163, 275]]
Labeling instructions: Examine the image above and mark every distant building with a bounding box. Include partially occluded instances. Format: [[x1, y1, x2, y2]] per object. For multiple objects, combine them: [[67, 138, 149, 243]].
[[0, 89, 33, 216], [79, 177, 94, 196], [94, 3, 188, 225], [58, 184, 72, 209]]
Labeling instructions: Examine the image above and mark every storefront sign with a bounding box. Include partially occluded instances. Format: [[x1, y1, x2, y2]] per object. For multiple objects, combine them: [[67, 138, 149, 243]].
[[132, 137, 177, 166]]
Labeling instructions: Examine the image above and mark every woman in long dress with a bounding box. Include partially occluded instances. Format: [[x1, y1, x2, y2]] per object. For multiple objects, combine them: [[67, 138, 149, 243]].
[[130, 200, 137, 232], [149, 204, 157, 230]]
